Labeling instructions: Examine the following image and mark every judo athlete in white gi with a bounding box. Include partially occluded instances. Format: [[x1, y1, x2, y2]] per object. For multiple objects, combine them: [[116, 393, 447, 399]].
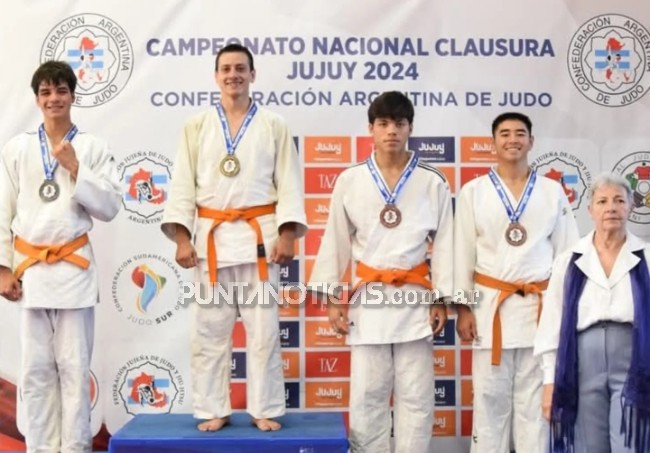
[[454, 112, 579, 453], [309, 91, 453, 453], [535, 174, 650, 453], [161, 44, 307, 432], [0, 61, 121, 453]]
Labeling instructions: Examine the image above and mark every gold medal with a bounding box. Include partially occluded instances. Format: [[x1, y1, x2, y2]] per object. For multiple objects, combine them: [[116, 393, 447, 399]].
[[220, 155, 240, 177], [505, 223, 527, 246], [380, 204, 401, 228]]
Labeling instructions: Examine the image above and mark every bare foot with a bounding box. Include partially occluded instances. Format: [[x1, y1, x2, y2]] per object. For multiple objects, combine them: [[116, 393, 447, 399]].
[[252, 417, 282, 431], [197, 416, 230, 432]]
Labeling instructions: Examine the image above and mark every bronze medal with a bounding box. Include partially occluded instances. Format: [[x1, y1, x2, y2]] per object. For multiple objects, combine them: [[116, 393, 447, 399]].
[[380, 204, 401, 228], [505, 222, 527, 246]]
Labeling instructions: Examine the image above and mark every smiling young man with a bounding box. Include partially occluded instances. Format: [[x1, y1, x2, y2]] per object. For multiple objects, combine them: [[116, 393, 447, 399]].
[[453, 112, 579, 453], [162, 44, 306, 432], [0, 61, 121, 453], [309, 91, 453, 453]]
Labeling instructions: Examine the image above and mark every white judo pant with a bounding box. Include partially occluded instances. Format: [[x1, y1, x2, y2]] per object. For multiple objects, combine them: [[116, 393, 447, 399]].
[[349, 338, 434, 453], [191, 262, 285, 420], [471, 347, 548, 453], [20, 307, 94, 453]]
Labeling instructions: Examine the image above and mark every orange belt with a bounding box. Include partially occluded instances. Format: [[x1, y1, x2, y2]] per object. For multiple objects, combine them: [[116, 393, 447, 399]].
[[351, 261, 433, 297], [197, 204, 275, 284], [14, 234, 90, 279], [474, 272, 549, 366]]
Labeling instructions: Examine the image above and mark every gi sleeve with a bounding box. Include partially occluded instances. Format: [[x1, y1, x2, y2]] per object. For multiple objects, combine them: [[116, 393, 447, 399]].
[[309, 172, 354, 298], [161, 118, 199, 241], [0, 141, 18, 269], [551, 184, 580, 257], [430, 178, 454, 299], [272, 117, 307, 239], [453, 182, 478, 307], [534, 251, 572, 384], [71, 138, 121, 222]]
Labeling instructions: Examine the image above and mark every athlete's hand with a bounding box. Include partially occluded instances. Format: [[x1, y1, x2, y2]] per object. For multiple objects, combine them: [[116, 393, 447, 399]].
[[174, 227, 197, 269], [456, 305, 477, 341], [0, 267, 22, 302], [429, 304, 448, 336], [328, 301, 350, 335], [52, 140, 79, 179], [176, 241, 198, 269], [542, 384, 554, 421], [270, 232, 295, 265]]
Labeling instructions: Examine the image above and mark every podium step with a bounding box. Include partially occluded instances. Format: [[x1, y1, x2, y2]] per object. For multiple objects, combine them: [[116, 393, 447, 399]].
[[109, 412, 348, 453]]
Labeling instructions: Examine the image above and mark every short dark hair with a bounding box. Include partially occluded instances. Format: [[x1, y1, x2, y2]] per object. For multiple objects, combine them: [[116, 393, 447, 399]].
[[31, 61, 77, 95], [215, 44, 255, 71], [367, 91, 414, 124], [491, 112, 532, 136]]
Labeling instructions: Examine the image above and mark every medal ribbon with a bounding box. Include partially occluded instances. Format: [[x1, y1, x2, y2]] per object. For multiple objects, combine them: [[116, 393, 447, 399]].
[[215, 101, 258, 157], [38, 124, 78, 181], [488, 168, 537, 224], [366, 152, 418, 205]]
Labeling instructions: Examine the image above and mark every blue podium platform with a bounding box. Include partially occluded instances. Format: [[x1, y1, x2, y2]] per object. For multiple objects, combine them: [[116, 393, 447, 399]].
[[109, 412, 349, 453]]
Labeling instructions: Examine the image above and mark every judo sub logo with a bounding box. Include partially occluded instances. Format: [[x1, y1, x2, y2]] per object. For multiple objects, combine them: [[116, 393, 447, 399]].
[[40, 13, 134, 107], [113, 355, 185, 415], [111, 253, 184, 326]]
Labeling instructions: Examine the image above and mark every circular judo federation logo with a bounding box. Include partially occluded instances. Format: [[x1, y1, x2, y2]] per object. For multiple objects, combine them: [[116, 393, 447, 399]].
[[118, 151, 172, 224], [40, 13, 134, 107], [613, 152, 650, 224], [568, 14, 650, 107], [532, 152, 593, 211], [112, 355, 185, 416]]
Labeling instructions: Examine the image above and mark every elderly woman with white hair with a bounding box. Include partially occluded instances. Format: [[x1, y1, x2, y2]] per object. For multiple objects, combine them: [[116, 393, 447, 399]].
[[534, 173, 650, 453]]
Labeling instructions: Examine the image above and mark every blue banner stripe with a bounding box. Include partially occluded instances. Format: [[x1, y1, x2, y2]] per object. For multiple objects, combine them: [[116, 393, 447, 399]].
[[126, 378, 170, 387], [594, 49, 630, 57], [594, 61, 631, 69], [125, 175, 168, 184], [67, 49, 105, 57]]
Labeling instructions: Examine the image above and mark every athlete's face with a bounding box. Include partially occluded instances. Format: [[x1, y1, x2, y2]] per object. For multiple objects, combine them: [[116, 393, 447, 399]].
[[369, 117, 412, 155], [492, 119, 534, 165], [215, 52, 255, 98], [35, 81, 74, 122]]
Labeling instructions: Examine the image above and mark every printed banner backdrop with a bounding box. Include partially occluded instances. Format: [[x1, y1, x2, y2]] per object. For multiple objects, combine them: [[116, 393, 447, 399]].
[[1, 1, 649, 451]]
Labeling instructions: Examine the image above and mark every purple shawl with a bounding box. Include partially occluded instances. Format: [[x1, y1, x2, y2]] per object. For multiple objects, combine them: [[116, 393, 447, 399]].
[[550, 250, 650, 453]]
